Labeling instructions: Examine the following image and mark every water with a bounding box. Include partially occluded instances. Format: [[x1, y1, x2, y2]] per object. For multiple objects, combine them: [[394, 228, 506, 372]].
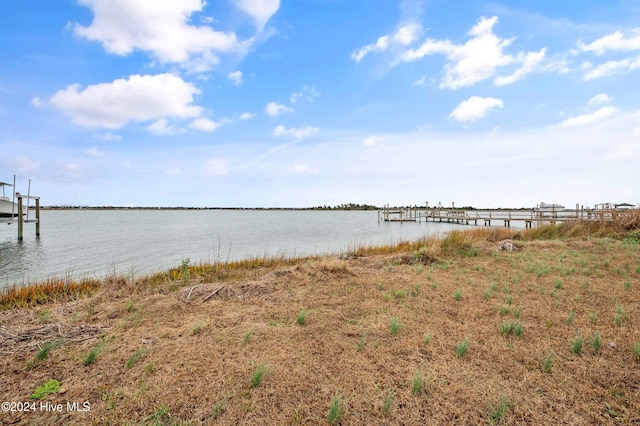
[[0, 209, 471, 289]]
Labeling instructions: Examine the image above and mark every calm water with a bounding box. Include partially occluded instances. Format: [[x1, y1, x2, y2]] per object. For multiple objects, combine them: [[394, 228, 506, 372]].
[[0, 209, 471, 289]]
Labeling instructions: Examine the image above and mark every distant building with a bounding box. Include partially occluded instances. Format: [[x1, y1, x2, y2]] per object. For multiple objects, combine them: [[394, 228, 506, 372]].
[[614, 203, 636, 210]]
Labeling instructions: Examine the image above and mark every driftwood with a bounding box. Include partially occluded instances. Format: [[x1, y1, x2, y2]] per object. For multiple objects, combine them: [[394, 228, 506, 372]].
[[0, 323, 105, 354], [201, 285, 225, 303]]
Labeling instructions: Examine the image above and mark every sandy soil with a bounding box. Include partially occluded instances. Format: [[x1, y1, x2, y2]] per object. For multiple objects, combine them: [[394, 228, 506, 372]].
[[1, 238, 639, 425]]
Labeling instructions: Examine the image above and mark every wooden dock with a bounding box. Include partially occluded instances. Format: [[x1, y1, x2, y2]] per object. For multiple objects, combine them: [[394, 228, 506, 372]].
[[0, 178, 40, 240], [378, 205, 636, 228]]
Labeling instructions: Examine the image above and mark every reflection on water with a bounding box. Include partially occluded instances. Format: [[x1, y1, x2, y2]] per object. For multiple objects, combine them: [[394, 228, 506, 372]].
[[0, 237, 45, 285]]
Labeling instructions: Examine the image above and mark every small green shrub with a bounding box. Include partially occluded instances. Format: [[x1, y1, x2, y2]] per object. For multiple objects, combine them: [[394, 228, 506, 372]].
[[566, 312, 576, 325], [31, 379, 61, 399]]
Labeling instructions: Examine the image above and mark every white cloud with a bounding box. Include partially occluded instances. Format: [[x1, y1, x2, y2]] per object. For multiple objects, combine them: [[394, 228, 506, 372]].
[[290, 86, 320, 103], [49, 74, 202, 129], [291, 164, 318, 174], [85, 147, 104, 157], [578, 29, 640, 55], [415, 75, 427, 86], [605, 142, 640, 160], [31, 97, 44, 108], [584, 55, 640, 80], [352, 23, 421, 62], [273, 125, 319, 139], [239, 112, 255, 120], [166, 167, 182, 175], [73, 0, 253, 72], [265, 101, 293, 117], [449, 96, 504, 123], [556, 106, 619, 127], [235, 0, 280, 31], [494, 49, 546, 86], [189, 117, 221, 132], [147, 119, 177, 135], [588, 93, 613, 106], [205, 159, 229, 176], [363, 136, 384, 147], [227, 70, 243, 86], [94, 132, 122, 142], [402, 16, 544, 89]]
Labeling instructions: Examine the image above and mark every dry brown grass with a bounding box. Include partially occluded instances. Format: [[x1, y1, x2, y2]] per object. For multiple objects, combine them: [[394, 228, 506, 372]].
[[1, 215, 639, 424]]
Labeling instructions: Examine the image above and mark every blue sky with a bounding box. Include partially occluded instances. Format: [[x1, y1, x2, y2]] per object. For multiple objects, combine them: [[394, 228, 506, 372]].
[[1, 0, 639, 208]]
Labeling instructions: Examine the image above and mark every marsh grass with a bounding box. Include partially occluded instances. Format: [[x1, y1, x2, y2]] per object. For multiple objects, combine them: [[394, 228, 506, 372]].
[[251, 364, 266, 388], [35, 339, 64, 362], [191, 322, 205, 335], [0, 277, 100, 310], [571, 336, 583, 355], [126, 349, 145, 369], [383, 391, 393, 415], [615, 305, 624, 326], [326, 393, 344, 424], [454, 289, 462, 301], [456, 340, 470, 358], [412, 371, 425, 395], [489, 395, 509, 424], [633, 342, 640, 361], [542, 352, 554, 373], [296, 310, 308, 325], [389, 317, 400, 335], [591, 331, 602, 351], [83, 343, 103, 366]]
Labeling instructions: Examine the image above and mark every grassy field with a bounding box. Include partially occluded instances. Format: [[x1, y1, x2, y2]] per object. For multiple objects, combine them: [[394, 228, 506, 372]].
[[1, 215, 640, 425]]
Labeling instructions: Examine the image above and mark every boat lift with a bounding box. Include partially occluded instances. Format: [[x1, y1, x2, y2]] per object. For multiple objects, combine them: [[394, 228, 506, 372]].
[[0, 175, 40, 240]]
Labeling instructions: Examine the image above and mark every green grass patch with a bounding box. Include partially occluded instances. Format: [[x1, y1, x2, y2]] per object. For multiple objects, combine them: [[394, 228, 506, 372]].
[[542, 352, 554, 373], [389, 317, 400, 335], [126, 349, 145, 369], [383, 391, 393, 415], [412, 371, 425, 396], [571, 336, 583, 355], [35, 339, 64, 362], [632, 342, 640, 361], [83, 343, 103, 366], [456, 340, 470, 358], [296, 310, 308, 325], [251, 364, 266, 388], [489, 395, 509, 424], [591, 331, 602, 351], [326, 393, 344, 425]]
